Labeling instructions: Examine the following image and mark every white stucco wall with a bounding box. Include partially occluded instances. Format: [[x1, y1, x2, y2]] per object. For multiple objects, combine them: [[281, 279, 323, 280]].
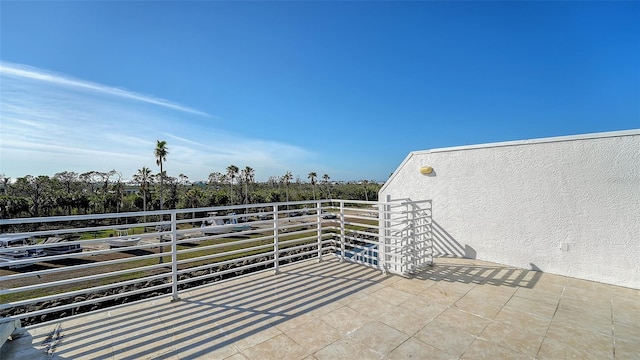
[[380, 130, 640, 289]]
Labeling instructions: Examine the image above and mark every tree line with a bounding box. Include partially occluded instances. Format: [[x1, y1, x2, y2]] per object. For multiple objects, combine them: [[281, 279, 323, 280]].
[[0, 170, 380, 219], [0, 140, 381, 219]]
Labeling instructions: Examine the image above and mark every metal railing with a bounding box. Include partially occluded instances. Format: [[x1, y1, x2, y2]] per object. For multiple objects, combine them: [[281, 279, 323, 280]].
[[0, 199, 431, 328]]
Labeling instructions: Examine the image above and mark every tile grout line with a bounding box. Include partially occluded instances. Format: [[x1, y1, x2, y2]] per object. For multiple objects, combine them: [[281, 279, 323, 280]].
[[450, 277, 499, 360], [609, 285, 615, 359], [461, 279, 523, 359], [533, 283, 565, 360]]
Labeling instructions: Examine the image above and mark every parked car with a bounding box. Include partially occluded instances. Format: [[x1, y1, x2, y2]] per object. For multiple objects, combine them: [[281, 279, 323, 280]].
[[322, 212, 338, 219], [257, 211, 273, 220], [155, 224, 171, 232]]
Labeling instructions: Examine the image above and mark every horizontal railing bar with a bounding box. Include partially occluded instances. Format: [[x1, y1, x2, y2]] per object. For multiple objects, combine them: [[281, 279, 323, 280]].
[[176, 243, 274, 266], [179, 231, 252, 244], [277, 228, 318, 239], [2, 282, 172, 323], [342, 258, 382, 270], [343, 236, 402, 250], [175, 232, 273, 248], [278, 236, 318, 248], [0, 272, 172, 310], [177, 251, 275, 275], [0, 211, 164, 225], [0, 242, 162, 269], [344, 241, 380, 251], [279, 249, 319, 262], [278, 236, 318, 250], [0, 261, 170, 296], [342, 215, 380, 222], [34, 240, 161, 259], [175, 235, 274, 256], [0, 200, 338, 226], [0, 250, 164, 281], [342, 224, 381, 233], [0, 198, 432, 327], [277, 242, 318, 255], [176, 259, 273, 286], [276, 221, 320, 231], [343, 234, 381, 243], [0, 237, 162, 261], [0, 224, 164, 240]]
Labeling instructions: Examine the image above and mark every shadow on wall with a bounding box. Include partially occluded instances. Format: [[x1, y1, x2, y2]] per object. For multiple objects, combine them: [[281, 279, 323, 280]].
[[413, 258, 542, 289], [431, 220, 543, 273], [432, 220, 476, 259]]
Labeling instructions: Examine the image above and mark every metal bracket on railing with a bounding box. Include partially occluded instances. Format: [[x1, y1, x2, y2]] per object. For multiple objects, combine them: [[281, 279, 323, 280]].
[[0, 319, 23, 350], [381, 262, 388, 276]]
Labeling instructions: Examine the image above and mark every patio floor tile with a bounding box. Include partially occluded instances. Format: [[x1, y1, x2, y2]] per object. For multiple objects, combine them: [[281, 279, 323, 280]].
[[2, 256, 637, 360], [461, 338, 531, 360], [242, 334, 307, 360], [413, 319, 476, 357], [384, 337, 452, 360], [479, 320, 544, 357]]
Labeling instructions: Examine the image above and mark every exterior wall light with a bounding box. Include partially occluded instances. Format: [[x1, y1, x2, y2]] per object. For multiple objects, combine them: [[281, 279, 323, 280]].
[[420, 166, 433, 175]]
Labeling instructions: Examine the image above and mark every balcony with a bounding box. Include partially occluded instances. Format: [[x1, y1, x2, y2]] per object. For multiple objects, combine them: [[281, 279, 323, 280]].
[[1, 199, 639, 359]]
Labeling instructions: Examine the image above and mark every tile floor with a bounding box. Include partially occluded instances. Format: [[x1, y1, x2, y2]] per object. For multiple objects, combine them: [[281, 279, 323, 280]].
[[2, 256, 639, 359]]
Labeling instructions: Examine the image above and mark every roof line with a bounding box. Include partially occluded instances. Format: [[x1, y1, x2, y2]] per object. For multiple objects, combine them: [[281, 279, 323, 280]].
[[380, 129, 640, 194], [412, 129, 640, 156]]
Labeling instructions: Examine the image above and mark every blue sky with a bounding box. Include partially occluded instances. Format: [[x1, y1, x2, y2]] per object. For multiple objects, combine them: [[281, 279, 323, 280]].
[[1, 1, 638, 182]]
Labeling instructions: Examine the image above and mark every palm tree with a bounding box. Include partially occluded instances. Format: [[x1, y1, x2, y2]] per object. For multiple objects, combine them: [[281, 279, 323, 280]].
[[154, 140, 168, 210], [308, 172, 317, 200], [322, 174, 332, 199], [154, 140, 168, 265], [226, 165, 239, 204], [241, 166, 255, 205], [134, 166, 152, 220]]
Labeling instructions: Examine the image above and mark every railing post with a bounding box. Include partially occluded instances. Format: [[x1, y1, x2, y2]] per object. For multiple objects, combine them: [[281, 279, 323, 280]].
[[317, 200, 322, 262], [377, 200, 385, 274], [273, 204, 280, 275], [383, 195, 392, 275], [406, 201, 416, 275], [427, 200, 434, 266], [340, 201, 345, 262], [170, 212, 180, 301]]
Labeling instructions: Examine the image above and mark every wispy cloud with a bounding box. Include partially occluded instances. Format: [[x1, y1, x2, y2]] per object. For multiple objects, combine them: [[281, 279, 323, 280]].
[[0, 61, 210, 117], [0, 61, 319, 180], [164, 133, 207, 148]]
